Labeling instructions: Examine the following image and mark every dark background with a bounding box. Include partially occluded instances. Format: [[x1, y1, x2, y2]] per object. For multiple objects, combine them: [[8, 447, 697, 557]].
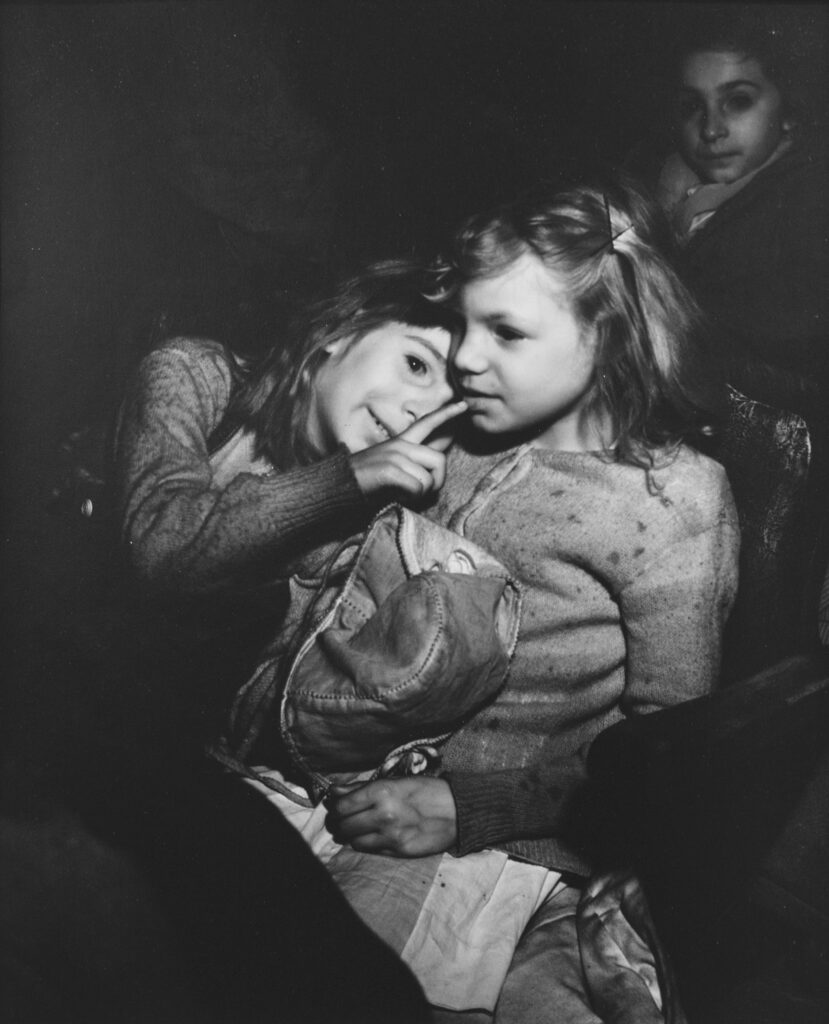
[[1, 1, 827, 781]]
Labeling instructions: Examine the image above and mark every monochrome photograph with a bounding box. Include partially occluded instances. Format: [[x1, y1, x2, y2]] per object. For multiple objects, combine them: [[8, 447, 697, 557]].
[[2, 3, 827, 1022]]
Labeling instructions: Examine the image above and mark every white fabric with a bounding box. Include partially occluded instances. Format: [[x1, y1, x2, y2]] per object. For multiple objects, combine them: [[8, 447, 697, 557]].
[[398, 851, 562, 1010], [243, 766, 562, 1011]]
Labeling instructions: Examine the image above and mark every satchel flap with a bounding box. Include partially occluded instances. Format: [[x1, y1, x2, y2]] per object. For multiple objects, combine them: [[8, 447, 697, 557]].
[[395, 503, 514, 580], [278, 503, 522, 787]]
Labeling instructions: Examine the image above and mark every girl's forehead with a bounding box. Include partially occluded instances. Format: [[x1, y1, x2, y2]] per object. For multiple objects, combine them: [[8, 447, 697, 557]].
[[680, 49, 769, 87], [496, 251, 562, 285], [369, 320, 453, 354], [407, 323, 453, 353], [462, 252, 568, 305], [360, 319, 450, 337]]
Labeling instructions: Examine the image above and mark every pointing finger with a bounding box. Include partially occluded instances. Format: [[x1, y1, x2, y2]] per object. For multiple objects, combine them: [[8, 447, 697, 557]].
[[401, 400, 467, 445]]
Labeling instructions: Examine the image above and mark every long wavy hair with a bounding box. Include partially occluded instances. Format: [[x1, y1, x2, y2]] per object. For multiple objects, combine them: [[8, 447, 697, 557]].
[[228, 259, 460, 469], [434, 178, 725, 471]]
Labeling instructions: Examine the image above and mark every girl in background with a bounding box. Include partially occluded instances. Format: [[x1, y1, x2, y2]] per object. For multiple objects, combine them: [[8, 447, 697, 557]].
[[653, 12, 829, 419]]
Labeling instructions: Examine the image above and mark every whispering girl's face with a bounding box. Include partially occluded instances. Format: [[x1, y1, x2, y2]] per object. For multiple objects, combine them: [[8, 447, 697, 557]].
[[676, 49, 790, 185], [306, 323, 454, 454]]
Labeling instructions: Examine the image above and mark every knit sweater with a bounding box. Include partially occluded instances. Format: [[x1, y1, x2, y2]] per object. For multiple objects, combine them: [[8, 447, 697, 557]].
[[113, 337, 368, 597], [428, 440, 740, 875]]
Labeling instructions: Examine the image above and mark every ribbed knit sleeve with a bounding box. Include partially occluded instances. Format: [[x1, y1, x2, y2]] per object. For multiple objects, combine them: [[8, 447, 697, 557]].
[[114, 338, 368, 596], [447, 755, 590, 864]]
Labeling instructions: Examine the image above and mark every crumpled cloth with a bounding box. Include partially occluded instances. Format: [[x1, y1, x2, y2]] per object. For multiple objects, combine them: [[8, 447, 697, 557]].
[[245, 768, 682, 1019], [578, 870, 687, 1024], [243, 767, 559, 1011]]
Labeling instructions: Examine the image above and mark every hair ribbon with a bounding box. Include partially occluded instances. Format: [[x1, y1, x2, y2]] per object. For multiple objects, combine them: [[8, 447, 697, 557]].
[[593, 193, 634, 256]]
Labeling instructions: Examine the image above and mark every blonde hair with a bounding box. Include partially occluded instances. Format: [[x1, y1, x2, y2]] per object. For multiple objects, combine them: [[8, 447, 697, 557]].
[[435, 178, 724, 470]]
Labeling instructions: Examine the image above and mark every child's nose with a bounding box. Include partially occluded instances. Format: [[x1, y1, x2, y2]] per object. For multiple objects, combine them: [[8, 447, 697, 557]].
[[452, 331, 487, 374], [701, 108, 727, 142], [403, 382, 454, 422]]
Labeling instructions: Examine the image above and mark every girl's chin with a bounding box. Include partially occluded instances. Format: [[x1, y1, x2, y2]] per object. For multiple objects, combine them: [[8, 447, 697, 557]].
[[467, 409, 503, 432], [690, 158, 746, 185]]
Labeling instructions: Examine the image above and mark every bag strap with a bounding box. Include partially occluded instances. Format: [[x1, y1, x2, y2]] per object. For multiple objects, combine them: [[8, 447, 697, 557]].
[[213, 533, 363, 793], [208, 738, 314, 808], [205, 407, 244, 456]]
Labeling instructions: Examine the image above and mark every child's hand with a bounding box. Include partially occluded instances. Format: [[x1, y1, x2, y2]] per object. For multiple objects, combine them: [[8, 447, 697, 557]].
[[349, 401, 467, 500], [325, 777, 458, 857]]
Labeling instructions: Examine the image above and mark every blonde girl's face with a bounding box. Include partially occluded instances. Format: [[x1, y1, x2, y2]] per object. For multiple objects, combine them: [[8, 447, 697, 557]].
[[676, 49, 789, 184], [307, 322, 454, 454], [453, 253, 602, 452]]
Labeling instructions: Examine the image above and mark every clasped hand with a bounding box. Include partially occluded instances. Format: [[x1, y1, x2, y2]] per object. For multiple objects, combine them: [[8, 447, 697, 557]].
[[325, 776, 458, 858]]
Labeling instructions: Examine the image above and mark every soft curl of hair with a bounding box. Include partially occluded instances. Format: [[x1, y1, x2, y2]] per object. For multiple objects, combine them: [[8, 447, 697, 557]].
[[433, 178, 725, 472], [229, 259, 460, 469]]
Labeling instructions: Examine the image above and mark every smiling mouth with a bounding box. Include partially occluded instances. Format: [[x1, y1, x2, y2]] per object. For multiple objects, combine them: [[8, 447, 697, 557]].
[[370, 411, 392, 439]]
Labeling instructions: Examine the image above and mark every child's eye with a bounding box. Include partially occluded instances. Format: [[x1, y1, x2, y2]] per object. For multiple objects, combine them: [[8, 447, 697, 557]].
[[495, 325, 525, 343], [724, 92, 754, 113], [406, 354, 429, 376]]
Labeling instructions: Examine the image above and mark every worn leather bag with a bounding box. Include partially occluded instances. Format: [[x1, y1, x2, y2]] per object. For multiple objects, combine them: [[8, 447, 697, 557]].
[[221, 504, 521, 801]]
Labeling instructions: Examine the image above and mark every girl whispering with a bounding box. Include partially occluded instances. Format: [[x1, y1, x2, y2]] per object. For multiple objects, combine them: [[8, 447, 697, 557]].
[[115, 259, 467, 602], [106, 259, 468, 1024]]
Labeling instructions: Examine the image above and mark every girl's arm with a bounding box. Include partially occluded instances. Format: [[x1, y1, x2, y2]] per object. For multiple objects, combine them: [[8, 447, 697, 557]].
[[114, 338, 367, 596], [616, 511, 740, 716], [446, 494, 740, 857]]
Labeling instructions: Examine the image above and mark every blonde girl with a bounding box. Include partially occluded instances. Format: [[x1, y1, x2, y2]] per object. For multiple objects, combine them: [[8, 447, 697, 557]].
[[326, 181, 740, 1022]]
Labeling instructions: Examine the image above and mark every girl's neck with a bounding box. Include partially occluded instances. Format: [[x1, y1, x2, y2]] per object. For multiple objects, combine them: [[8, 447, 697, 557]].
[[529, 402, 615, 454]]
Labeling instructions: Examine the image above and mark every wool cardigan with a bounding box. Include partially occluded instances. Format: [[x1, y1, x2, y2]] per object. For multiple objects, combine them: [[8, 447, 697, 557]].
[[428, 439, 740, 875]]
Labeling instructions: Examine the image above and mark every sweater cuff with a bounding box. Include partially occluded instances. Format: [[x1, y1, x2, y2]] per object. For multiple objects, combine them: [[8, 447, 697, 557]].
[[328, 444, 370, 508], [443, 770, 549, 856], [305, 446, 370, 527]]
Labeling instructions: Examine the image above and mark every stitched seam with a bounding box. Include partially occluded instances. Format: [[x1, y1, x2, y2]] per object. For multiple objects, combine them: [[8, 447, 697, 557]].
[[289, 572, 446, 702]]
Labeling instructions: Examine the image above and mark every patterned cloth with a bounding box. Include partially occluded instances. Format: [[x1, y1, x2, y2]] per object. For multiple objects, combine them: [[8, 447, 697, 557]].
[[243, 767, 675, 1020]]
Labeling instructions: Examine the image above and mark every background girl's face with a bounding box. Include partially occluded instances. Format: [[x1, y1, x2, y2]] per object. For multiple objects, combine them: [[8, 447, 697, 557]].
[[676, 49, 788, 184], [307, 322, 453, 453], [453, 252, 599, 451]]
